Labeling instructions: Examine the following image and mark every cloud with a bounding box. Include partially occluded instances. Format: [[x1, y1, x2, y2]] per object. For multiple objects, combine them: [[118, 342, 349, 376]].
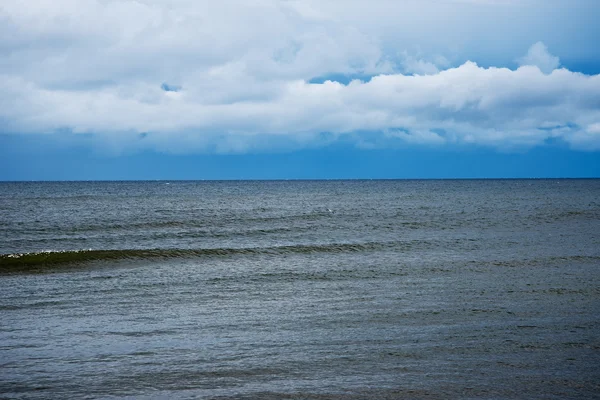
[[516, 42, 560, 73], [3, 60, 599, 152], [0, 0, 599, 153], [399, 52, 449, 76], [161, 83, 182, 92]]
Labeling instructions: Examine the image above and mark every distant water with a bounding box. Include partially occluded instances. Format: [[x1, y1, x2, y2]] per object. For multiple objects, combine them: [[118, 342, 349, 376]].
[[1, 180, 599, 399]]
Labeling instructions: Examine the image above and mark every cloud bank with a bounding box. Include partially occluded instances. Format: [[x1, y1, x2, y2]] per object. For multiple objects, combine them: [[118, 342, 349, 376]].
[[1, 0, 599, 153]]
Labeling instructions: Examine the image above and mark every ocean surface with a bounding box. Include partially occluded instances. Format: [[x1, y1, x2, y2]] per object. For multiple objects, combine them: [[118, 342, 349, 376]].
[[1, 180, 599, 399]]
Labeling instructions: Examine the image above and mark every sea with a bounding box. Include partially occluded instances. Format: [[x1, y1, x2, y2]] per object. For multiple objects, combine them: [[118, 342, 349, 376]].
[[0, 179, 599, 399]]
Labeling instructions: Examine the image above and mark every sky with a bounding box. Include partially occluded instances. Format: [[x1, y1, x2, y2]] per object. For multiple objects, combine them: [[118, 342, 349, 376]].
[[1, 0, 599, 180]]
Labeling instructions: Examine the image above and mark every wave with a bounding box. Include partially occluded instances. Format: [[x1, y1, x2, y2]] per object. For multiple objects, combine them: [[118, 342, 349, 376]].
[[0, 242, 396, 270], [3, 244, 598, 272]]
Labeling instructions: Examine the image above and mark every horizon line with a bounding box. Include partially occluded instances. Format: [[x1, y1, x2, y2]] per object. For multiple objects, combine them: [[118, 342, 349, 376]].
[[2, 177, 599, 183]]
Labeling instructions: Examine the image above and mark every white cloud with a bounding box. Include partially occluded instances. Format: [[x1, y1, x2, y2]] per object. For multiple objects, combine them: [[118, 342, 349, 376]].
[[516, 42, 560, 73], [0, 0, 599, 153], [399, 52, 447, 76], [588, 123, 600, 134], [3, 61, 598, 152]]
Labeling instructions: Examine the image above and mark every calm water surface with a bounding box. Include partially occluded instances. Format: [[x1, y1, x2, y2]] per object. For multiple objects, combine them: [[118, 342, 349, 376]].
[[1, 180, 599, 398]]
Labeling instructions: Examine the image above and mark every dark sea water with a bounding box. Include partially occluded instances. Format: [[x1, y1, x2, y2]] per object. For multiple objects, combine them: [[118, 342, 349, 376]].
[[1, 180, 599, 399]]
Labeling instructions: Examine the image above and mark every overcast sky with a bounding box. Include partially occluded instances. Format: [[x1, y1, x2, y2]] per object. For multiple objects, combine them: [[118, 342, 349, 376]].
[[1, 0, 599, 179]]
